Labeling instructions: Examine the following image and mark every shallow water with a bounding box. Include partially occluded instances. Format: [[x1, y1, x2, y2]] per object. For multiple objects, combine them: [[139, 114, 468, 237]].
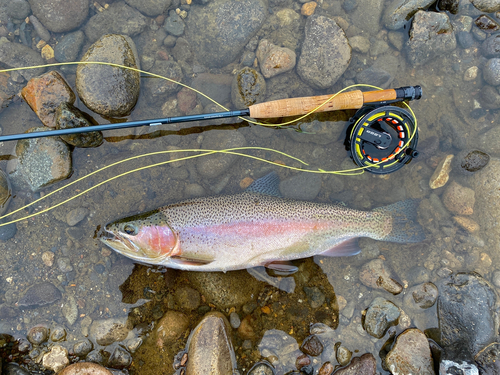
[[0, 0, 498, 374]]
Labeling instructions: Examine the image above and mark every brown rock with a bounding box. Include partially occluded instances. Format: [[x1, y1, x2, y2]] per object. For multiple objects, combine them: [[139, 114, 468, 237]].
[[21, 71, 76, 128], [319, 362, 334, 375], [385, 328, 434, 375], [300, 335, 323, 356], [301, 1, 318, 15], [155, 310, 190, 348], [442, 181, 475, 215], [237, 314, 258, 340], [333, 353, 376, 374], [429, 154, 454, 189], [256, 39, 296, 78], [453, 216, 479, 233], [59, 362, 113, 375], [185, 312, 236, 375], [177, 87, 197, 114], [90, 318, 130, 346], [359, 259, 403, 295]]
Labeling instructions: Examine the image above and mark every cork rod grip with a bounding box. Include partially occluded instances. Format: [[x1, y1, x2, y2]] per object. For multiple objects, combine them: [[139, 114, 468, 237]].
[[248, 90, 365, 118]]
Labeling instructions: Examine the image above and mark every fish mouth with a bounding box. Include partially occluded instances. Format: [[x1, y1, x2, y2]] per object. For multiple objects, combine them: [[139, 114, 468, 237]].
[[99, 229, 142, 256]]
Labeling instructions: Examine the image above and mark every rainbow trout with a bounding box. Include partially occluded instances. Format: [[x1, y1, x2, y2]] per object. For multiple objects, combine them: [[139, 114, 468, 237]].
[[100, 172, 424, 272]]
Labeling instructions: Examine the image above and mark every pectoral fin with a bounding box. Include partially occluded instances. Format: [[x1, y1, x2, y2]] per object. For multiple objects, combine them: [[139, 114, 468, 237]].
[[264, 260, 298, 275], [171, 256, 214, 266], [319, 238, 361, 257]]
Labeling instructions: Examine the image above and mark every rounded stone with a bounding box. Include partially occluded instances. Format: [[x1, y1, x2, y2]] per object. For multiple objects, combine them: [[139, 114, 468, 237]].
[[455, 149, 490, 173], [18, 282, 62, 308], [42, 345, 69, 373], [6, 0, 31, 19], [73, 339, 93, 357], [483, 58, 500, 86], [59, 362, 113, 375], [363, 297, 400, 338], [54, 31, 85, 63], [76, 34, 140, 117], [155, 310, 190, 347], [144, 60, 183, 106], [50, 326, 67, 342], [27, 325, 49, 345], [385, 329, 434, 374], [231, 67, 266, 109], [29, 0, 89, 33], [174, 285, 201, 311], [442, 181, 475, 215]]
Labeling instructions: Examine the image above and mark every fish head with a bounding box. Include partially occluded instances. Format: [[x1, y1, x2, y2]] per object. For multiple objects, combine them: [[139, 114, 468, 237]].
[[100, 210, 179, 264]]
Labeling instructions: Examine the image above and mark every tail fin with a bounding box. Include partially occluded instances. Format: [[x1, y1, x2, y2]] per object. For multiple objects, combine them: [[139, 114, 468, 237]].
[[374, 199, 425, 243]]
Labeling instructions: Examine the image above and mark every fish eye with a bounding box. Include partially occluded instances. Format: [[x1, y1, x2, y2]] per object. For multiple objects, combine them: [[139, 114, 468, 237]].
[[122, 224, 138, 236]]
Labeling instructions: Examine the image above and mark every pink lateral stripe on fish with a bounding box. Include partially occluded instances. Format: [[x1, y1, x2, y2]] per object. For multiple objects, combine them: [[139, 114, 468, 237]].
[[99, 172, 425, 272]]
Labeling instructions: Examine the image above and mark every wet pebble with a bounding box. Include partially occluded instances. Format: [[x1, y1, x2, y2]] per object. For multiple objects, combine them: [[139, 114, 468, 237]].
[[42, 251, 55, 267], [54, 31, 85, 63], [404, 282, 438, 311], [0, 304, 18, 320], [62, 294, 78, 326], [56, 103, 103, 148], [333, 353, 376, 374], [177, 87, 197, 114], [453, 216, 480, 233], [3, 363, 31, 375], [454, 149, 489, 173], [248, 361, 275, 375], [230, 312, 241, 329], [482, 33, 500, 57], [184, 183, 205, 197], [59, 362, 113, 375], [144, 60, 183, 106], [336, 345, 352, 366], [6, 0, 31, 20], [155, 311, 189, 347], [300, 335, 323, 356], [164, 10, 185, 36], [0, 40, 45, 80], [256, 39, 296, 78], [18, 282, 62, 308], [27, 325, 49, 345], [231, 67, 266, 108], [108, 346, 132, 369], [42, 345, 69, 373], [57, 257, 73, 272], [318, 362, 334, 375], [363, 297, 400, 339], [385, 329, 434, 374], [295, 353, 311, 369], [0, 220, 17, 241], [457, 31, 475, 49], [483, 58, 500, 86], [442, 181, 475, 215], [359, 259, 403, 295], [30, 0, 88, 33], [65, 207, 90, 227], [21, 71, 76, 128], [174, 285, 201, 311], [407, 266, 430, 285], [355, 66, 393, 88], [429, 154, 454, 189], [73, 338, 93, 357], [475, 15, 500, 33], [90, 318, 130, 346], [475, 342, 500, 373], [125, 0, 170, 16], [464, 66, 478, 81], [50, 326, 66, 342]]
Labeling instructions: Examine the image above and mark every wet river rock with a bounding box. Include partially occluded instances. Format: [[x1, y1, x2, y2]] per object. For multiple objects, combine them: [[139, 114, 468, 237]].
[[186, 0, 267, 68], [59, 362, 113, 375], [0, 39, 45, 80], [21, 71, 76, 128], [56, 103, 103, 148], [184, 312, 236, 375], [256, 39, 296, 79], [155, 310, 190, 348], [17, 282, 62, 307], [231, 67, 266, 109], [76, 34, 140, 117], [438, 272, 499, 362], [403, 282, 438, 311], [28, 0, 89, 33], [297, 16, 351, 89], [332, 353, 377, 374], [359, 259, 403, 294], [124, 0, 171, 16], [8, 127, 72, 191], [385, 328, 434, 374], [383, 0, 436, 30], [406, 10, 456, 66], [363, 297, 400, 339], [144, 60, 183, 106]]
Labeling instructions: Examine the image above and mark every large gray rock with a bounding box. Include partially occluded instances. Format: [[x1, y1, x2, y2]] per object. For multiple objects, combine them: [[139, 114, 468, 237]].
[[185, 0, 267, 68], [297, 16, 351, 89], [84, 2, 147, 43], [28, 0, 89, 33], [124, 0, 171, 16], [0, 40, 45, 80], [76, 34, 140, 117], [406, 10, 456, 66], [383, 0, 436, 30]]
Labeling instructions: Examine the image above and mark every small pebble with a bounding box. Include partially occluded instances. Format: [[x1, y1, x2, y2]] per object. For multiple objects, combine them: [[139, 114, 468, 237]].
[[336, 345, 352, 366], [42, 345, 69, 373], [66, 207, 89, 226], [429, 154, 454, 189], [27, 325, 49, 345], [108, 346, 132, 368], [73, 338, 93, 357], [296, 353, 311, 369], [230, 312, 241, 329], [318, 362, 334, 375], [50, 326, 66, 342], [301, 2, 317, 16], [42, 251, 55, 267], [300, 335, 323, 356], [57, 257, 73, 272], [464, 66, 479, 81]]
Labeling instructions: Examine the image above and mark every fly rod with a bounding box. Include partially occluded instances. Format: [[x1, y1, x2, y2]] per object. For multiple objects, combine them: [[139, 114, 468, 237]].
[[0, 86, 421, 143]]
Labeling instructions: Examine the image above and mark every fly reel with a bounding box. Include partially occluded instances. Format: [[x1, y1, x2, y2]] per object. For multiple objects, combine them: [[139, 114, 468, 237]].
[[344, 105, 419, 174]]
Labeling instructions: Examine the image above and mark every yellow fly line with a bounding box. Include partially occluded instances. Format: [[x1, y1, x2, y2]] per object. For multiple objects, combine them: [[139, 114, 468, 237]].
[[0, 62, 418, 226]]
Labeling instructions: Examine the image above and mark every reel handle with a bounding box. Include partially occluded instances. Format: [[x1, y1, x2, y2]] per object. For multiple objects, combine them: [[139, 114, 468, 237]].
[[248, 86, 422, 119]]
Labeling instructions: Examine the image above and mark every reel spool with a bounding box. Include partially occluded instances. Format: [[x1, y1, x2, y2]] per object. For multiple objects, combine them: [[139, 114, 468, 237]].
[[344, 105, 419, 174]]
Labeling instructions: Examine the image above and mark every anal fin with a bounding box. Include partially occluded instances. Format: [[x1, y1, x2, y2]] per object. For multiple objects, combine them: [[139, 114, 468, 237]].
[[319, 238, 361, 257]]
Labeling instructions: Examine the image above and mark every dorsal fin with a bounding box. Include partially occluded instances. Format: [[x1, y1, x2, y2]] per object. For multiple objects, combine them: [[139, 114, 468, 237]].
[[245, 171, 282, 197]]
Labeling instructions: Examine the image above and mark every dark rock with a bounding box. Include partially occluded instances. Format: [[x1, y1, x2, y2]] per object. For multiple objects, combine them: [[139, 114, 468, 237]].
[[363, 297, 400, 339], [475, 15, 500, 34], [0, 170, 12, 216], [475, 342, 500, 374], [144, 60, 183, 106], [21, 70, 76, 128], [54, 31, 85, 63], [0, 304, 18, 319], [76, 34, 140, 117], [185, 312, 236, 374], [479, 84, 500, 109], [28, 15, 50, 42], [50, 326, 66, 341], [438, 272, 499, 362], [355, 66, 394, 89], [84, 2, 147, 43], [108, 346, 132, 369], [319, 362, 334, 375], [3, 363, 31, 375], [437, 0, 460, 13], [332, 353, 376, 374], [56, 103, 103, 148], [482, 33, 500, 57], [28, 0, 88, 33], [185, 0, 267, 68], [0, 40, 45, 80], [454, 149, 490, 174], [73, 339, 93, 357], [483, 58, 500, 86], [280, 173, 322, 201], [7, 0, 31, 20], [300, 335, 323, 356], [404, 282, 438, 311], [407, 10, 456, 66], [0, 220, 17, 241], [248, 361, 275, 375], [8, 127, 72, 191], [90, 318, 130, 346], [385, 328, 434, 374], [164, 11, 185, 36], [18, 282, 62, 307], [231, 67, 266, 109], [296, 353, 311, 369], [124, 0, 171, 16], [195, 130, 246, 179], [417, 136, 439, 160], [336, 346, 352, 366], [303, 286, 326, 309], [172, 37, 193, 63], [457, 31, 475, 49], [297, 16, 351, 89]]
